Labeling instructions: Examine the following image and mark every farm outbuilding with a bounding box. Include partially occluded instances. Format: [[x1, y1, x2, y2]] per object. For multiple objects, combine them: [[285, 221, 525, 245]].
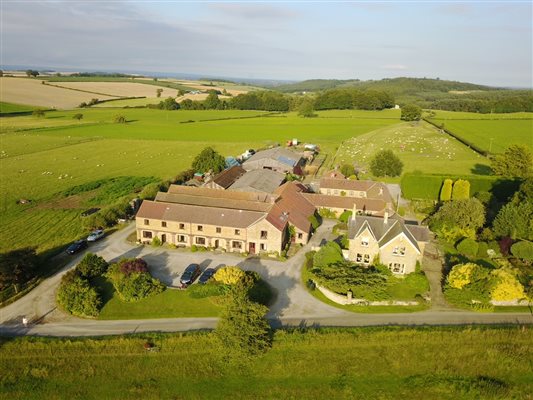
[[242, 147, 304, 175]]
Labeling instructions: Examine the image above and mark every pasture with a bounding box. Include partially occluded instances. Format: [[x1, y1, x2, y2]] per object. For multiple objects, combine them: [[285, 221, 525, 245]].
[[92, 97, 161, 107], [0, 101, 38, 114], [427, 111, 533, 153], [0, 109, 400, 254], [0, 326, 531, 399], [335, 120, 489, 178], [0, 77, 118, 109]]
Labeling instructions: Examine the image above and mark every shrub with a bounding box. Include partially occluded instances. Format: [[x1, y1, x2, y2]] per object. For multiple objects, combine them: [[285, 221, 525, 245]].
[[447, 263, 484, 289], [338, 210, 352, 223], [313, 242, 344, 269], [214, 266, 246, 285], [191, 245, 198, 252], [452, 179, 470, 200], [511, 241, 533, 261], [318, 208, 337, 219], [308, 214, 320, 230], [106, 260, 164, 302], [456, 238, 479, 258], [151, 237, 162, 247], [188, 282, 228, 298], [56, 270, 100, 317], [476, 242, 489, 259], [76, 253, 108, 279], [114, 114, 126, 124], [439, 179, 453, 201], [490, 268, 526, 301], [340, 164, 355, 178]]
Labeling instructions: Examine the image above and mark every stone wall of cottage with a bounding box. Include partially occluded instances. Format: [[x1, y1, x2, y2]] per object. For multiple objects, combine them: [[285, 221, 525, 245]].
[[380, 234, 421, 274]]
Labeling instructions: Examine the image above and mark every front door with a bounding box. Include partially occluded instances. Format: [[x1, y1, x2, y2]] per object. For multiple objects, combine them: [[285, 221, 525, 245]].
[[214, 239, 219, 248], [249, 242, 256, 254], [161, 234, 166, 243]]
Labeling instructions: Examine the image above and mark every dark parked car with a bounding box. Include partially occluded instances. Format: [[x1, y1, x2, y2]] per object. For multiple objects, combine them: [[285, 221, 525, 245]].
[[180, 264, 201, 286], [198, 267, 217, 284], [66, 240, 88, 255]]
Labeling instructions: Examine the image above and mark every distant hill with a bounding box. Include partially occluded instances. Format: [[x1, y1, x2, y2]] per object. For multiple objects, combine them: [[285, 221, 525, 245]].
[[272, 77, 532, 111], [272, 77, 495, 93]]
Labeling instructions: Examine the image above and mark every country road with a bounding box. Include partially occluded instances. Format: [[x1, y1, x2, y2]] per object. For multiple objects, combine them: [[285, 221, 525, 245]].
[[1, 221, 532, 337]]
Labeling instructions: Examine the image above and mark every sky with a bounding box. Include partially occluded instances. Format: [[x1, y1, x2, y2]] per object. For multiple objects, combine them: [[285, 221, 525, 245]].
[[1, 1, 532, 87]]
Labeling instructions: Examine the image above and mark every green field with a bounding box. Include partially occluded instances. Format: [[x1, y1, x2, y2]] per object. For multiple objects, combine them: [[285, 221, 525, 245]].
[[1, 326, 531, 399], [0, 101, 38, 114], [427, 111, 533, 154], [0, 109, 400, 255], [335, 120, 490, 179], [92, 97, 161, 108]]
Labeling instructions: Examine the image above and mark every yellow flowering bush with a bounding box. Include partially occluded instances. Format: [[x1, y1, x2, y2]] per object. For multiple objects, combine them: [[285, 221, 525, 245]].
[[447, 263, 479, 289], [490, 268, 526, 301], [213, 266, 245, 285]]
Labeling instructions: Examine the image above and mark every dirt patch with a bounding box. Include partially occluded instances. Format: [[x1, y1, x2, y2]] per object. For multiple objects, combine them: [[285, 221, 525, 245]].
[[34, 191, 97, 210]]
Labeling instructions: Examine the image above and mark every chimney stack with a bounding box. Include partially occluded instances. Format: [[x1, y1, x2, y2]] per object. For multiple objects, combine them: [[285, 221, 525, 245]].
[[384, 211, 389, 224], [351, 203, 357, 222]]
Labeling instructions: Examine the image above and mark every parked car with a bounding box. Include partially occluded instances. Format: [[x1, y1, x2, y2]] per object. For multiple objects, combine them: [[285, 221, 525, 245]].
[[66, 240, 88, 255], [87, 229, 105, 242], [180, 264, 201, 286], [198, 267, 217, 284]]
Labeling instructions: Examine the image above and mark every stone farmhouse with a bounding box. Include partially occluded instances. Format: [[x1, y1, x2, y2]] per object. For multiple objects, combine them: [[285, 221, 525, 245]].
[[135, 182, 316, 254], [303, 194, 387, 218], [242, 147, 304, 175], [347, 212, 430, 274]]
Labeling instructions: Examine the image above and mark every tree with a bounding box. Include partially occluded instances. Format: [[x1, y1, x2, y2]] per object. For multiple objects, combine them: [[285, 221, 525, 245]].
[[429, 198, 486, 241], [156, 88, 163, 98], [370, 149, 403, 177], [452, 179, 470, 200], [400, 104, 422, 121], [493, 201, 533, 241], [158, 97, 179, 110], [113, 114, 126, 124], [340, 164, 355, 178], [0, 248, 38, 292], [76, 253, 108, 278], [0, 70, 3, 77], [491, 145, 532, 178], [214, 266, 246, 285], [25, 69, 39, 77], [456, 238, 479, 258], [192, 147, 226, 174], [439, 178, 453, 201], [32, 109, 45, 118], [298, 99, 316, 117], [511, 241, 533, 261], [177, 89, 186, 97], [56, 270, 101, 317], [215, 285, 271, 362], [204, 90, 220, 110], [73, 113, 83, 121]]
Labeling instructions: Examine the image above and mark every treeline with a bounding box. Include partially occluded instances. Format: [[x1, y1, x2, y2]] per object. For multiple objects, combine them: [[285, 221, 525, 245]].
[[429, 91, 533, 113], [163, 89, 395, 112]]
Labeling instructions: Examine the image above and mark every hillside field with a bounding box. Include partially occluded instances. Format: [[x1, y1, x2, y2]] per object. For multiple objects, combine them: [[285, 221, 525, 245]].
[[0, 326, 531, 399], [427, 111, 533, 154], [335, 120, 490, 178], [0, 109, 400, 254]]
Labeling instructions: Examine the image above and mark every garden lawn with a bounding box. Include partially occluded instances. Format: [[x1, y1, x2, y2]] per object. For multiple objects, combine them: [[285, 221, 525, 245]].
[[95, 278, 221, 319], [1, 326, 531, 399], [335, 120, 489, 180]]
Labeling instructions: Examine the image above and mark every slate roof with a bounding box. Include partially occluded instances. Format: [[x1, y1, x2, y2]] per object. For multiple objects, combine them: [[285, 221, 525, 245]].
[[319, 178, 393, 203], [302, 194, 387, 215], [348, 214, 429, 252], [243, 147, 302, 168], [229, 169, 286, 193]]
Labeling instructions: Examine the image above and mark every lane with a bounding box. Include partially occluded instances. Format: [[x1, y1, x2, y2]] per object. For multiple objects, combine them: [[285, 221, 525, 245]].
[[1, 220, 531, 338]]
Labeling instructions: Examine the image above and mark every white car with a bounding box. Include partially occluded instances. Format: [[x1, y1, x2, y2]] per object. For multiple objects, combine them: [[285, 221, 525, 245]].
[[87, 229, 105, 242]]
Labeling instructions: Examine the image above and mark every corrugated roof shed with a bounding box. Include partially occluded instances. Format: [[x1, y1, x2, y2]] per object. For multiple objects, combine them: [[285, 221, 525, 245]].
[[229, 169, 286, 193]]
